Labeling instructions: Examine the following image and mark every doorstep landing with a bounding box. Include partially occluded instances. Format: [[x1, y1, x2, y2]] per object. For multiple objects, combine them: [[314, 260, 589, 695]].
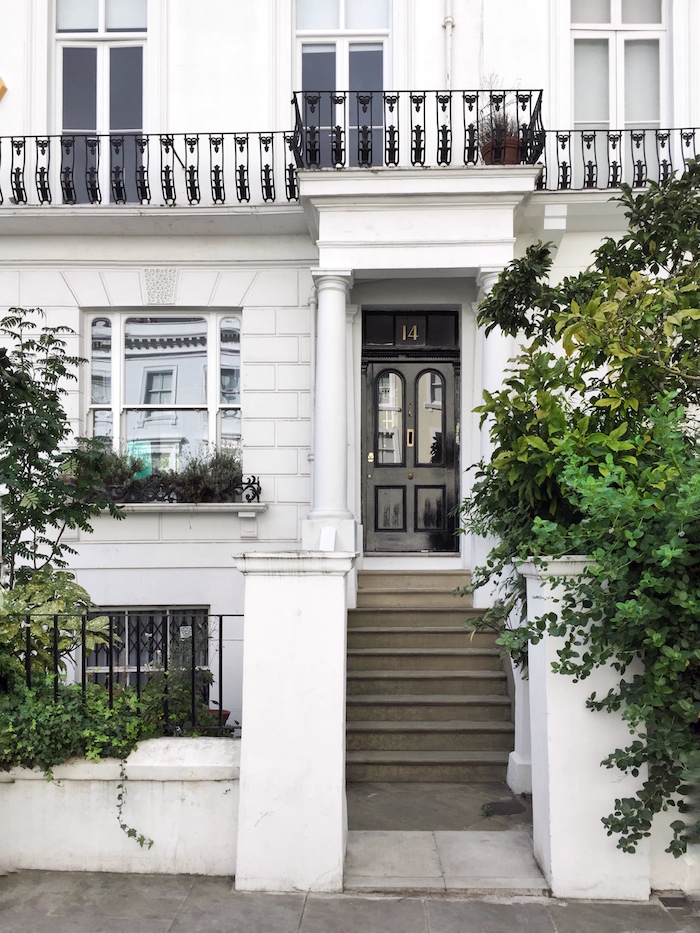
[[344, 830, 549, 896]]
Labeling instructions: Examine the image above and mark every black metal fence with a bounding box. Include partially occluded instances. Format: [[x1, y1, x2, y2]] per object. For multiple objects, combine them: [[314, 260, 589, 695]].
[[292, 88, 545, 169], [0, 132, 299, 207], [16, 610, 241, 733]]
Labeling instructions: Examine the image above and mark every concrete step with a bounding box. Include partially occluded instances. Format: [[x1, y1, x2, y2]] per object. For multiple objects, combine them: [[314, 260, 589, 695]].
[[346, 720, 515, 752], [347, 670, 507, 696], [347, 626, 499, 649], [357, 588, 473, 609], [358, 570, 471, 599], [345, 750, 509, 782], [348, 608, 485, 628], [346, 694, 513, 722], [347, 648, 502, 672]]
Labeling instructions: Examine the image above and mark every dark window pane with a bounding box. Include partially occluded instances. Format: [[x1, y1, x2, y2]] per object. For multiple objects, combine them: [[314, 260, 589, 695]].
[[376, 372, 403, 464], [63, 47, 97, 131], [427, 313, 458, 347], [349, 46, 383, 93], [302, 46, 336, 92], [91, 317, 112, 403], [110, 46, 143, 131], [416, 371, 444, 465], [364, 313, 394, 346]]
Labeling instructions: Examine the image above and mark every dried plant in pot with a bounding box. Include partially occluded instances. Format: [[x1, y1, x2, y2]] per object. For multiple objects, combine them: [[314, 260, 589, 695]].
[[479, 105, 521, 165]]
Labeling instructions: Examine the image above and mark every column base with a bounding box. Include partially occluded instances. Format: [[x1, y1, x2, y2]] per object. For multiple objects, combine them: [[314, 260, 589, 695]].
[[506, 752, 532, 795], [302, 517, 358, 553]]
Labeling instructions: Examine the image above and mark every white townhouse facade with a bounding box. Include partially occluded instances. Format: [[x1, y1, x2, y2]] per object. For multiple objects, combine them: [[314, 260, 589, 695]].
[[1, 0, 699, 895]]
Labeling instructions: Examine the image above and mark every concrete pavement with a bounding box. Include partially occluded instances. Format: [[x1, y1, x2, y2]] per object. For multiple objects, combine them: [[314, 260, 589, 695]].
[[1, 871, 699, 933]]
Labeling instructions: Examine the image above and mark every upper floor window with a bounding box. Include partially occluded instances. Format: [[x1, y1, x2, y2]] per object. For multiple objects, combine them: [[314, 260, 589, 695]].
[[296, 0, 390, 166], [571, 0, 665, 131], [89, 314, 241, 472], [57, 0, 147, 202], [297, 0, 389, 89]]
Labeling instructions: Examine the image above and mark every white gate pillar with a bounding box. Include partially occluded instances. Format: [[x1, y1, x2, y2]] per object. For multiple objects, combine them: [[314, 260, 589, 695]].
[[303, 271, 356, 552], [519, 558, 651, 900], [234, 551, 355, 892]]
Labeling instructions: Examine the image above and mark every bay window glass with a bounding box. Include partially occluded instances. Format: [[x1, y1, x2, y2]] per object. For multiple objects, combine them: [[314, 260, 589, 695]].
[[89, 314, 241, 471]]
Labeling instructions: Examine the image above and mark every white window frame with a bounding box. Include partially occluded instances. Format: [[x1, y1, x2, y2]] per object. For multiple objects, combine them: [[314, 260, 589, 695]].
[[87, 311, 242, 455], [570, 0, 667, 130], [295, 0, 391, 90]]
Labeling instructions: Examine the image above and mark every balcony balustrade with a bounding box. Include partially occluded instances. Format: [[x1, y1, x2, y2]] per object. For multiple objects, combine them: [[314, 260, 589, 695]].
[[0, 130, 299, 208], [2, 90, 699, 207]]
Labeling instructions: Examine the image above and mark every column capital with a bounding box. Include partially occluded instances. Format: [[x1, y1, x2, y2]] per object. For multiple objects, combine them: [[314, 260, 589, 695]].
[[477, 266, 504, 299], [311, 269, 354, 290]]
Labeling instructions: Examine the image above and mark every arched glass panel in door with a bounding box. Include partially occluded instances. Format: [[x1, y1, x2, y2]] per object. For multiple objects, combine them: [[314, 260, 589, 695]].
[[376, 371, 403, 464], [416, 369, 445, 465]]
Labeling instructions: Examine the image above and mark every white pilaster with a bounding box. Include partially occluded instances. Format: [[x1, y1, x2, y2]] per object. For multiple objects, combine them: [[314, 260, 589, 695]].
[[234, 551, 355, 893], [519, 558, 651, 900]]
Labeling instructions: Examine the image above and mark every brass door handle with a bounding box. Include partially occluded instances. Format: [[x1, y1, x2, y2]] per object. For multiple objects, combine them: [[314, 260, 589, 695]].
[[407, 472, 414, 480]]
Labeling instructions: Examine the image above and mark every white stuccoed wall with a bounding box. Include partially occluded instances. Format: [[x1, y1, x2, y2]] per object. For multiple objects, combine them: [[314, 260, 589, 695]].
[[0, 738, 239, 875], [520, 558, 652, 900]]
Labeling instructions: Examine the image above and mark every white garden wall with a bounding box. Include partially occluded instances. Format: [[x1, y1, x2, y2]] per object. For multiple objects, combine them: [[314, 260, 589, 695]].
[[0, 738, 240, 875]]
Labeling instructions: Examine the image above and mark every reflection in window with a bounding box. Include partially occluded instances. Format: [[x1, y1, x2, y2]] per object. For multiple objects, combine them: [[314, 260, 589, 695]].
[[417, 370, 444, 465], [376, 372, 403, 464], [88, 313, 242, 470], [91, 317, 112, 404], [124, 317, 206, 405], [144, 370, 173, 405]]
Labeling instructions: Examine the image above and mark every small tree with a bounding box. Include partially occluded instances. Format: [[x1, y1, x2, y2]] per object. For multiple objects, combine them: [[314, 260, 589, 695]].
[[0, 308, 122, 588], [462, 162, 700, 856]]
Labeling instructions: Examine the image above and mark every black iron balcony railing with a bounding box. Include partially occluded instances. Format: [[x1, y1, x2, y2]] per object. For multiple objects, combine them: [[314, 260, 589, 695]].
[[291, 89, 545, 169], [3, 97, 700, 206], [538, 127, 700, 191], [0, 131, 299, 207]]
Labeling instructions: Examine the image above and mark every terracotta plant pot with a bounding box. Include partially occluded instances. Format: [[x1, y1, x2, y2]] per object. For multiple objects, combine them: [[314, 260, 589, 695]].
[[481, 137, 520, 165], [208, 708, 231, 725]]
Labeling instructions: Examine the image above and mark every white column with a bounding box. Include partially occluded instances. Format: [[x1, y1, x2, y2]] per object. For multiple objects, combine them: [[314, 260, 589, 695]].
[[309, 272, 353, 521], [234, 551, 355, 892], [519, 558, 651, 901]]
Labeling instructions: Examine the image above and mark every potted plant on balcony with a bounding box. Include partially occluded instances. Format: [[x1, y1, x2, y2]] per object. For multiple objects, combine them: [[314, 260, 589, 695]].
[[479, 104, 521, 165]]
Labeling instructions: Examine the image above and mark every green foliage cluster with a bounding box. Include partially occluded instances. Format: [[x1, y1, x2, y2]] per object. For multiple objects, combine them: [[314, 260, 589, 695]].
[[461, 162, 700, 856], [0, 309, 123, 588]]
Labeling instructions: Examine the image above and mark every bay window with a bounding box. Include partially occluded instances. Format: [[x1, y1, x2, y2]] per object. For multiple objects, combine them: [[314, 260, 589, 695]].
[[89, 314, 241, 471]]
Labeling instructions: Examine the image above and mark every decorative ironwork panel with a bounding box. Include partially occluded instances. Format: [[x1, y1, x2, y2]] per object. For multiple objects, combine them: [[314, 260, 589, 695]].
[[160, 134, 177, 205], [259, 134, 275, 202], [212, 134, 228, 203], [10, 138, 27, 204], [184, 135, 200, 204], [35, 138, 51, 204]]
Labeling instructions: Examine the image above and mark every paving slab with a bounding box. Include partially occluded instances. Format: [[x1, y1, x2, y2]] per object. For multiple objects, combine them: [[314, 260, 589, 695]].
[[426, 897, 556, 933], [302, 894, 429, 933], [347, 781, 532, 832], [170, 887, 305, 933], [344, 831, 445, 892], [433, 831, 549, 895], [46, 872, 194, 922], [545, 899, 700, 933]]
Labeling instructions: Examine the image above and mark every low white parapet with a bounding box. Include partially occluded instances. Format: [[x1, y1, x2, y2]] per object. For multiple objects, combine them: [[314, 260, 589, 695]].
[[0, 738, 240, 875]]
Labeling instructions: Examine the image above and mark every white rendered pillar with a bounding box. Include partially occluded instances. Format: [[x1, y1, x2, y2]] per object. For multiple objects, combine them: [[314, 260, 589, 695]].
[[519, 558, 651, 900], [309, 271, 353, 521], [477, 266, 513, 461], [234, 552, 355, 892]]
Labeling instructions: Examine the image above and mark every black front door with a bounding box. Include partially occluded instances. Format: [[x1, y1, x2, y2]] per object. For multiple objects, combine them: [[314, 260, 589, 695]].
[[362, 311, 460, 553]]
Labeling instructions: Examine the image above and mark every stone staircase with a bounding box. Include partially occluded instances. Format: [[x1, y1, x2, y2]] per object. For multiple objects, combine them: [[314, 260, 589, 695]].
[[346, 570, 513, 782]]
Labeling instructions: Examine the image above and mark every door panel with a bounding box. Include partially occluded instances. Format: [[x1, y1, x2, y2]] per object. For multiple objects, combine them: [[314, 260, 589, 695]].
[[364, 360, 459, 552]]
